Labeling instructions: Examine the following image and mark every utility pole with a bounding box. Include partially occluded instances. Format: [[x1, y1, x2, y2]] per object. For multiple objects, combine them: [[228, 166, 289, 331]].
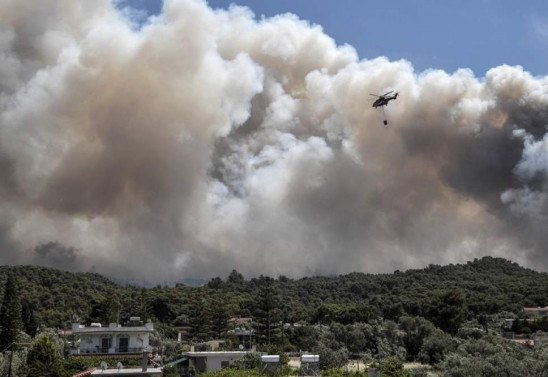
[[8, 343, 13, 377], [5, 341, 30, 377], [280, 321, 284, 349], [267, 311, 271, 345]]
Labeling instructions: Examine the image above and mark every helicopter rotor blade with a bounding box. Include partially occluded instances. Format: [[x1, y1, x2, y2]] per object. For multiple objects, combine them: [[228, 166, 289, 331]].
[[369, 94, 380, 97], [381, 90, 394, 96]]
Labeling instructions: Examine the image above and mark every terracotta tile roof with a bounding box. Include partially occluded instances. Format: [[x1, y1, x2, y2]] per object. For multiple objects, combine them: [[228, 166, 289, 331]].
[[524, 307, 548, 312]]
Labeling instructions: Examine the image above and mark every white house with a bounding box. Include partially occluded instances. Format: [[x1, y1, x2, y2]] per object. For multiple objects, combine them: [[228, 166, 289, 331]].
[[72, 317, 154, 355]]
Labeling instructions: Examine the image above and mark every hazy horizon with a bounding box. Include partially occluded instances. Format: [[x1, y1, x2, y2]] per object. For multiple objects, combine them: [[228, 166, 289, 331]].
[[0, 255, 535, 287]]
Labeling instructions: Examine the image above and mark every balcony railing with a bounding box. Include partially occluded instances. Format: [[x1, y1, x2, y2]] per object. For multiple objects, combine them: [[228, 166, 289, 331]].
[[115, 347, 145, 353], [74, 347, 145, 354], [76, 347, 108, 354]]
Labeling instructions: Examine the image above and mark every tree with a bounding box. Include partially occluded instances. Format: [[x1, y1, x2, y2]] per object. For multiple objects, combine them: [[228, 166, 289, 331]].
[[478, 314, 488, 333], [163, 365, 180, 377], [210, 298, 231, 338], [189, 294, 210, 341], [148, 297, 174, 323], [428, 290, 466, 335], [399, 316, 435, 361], [0, 274, 22, 350], [22, 300, 38, 338], [207, 277, 224, 290], [86, 293, 122, 325], [418, 329, 454, 365], [316, 343, 348, 371], [25, 335, 66, 377], [253, 276, 281, 346], [227, 270, 245, 286], [379, 356, 410, 377], [287, 325, 319, 351], [314, 303, 373, 325]]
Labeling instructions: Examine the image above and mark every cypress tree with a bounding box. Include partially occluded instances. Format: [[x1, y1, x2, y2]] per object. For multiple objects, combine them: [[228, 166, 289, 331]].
[[0, 274, 22, 350], [22, 300, 38, 338]]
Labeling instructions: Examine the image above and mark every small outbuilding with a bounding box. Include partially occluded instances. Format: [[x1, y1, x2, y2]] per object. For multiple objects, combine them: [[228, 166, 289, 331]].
[[185, 351, 249, 374], [300, 354, 319, 376], [261, 355, 280, 375]]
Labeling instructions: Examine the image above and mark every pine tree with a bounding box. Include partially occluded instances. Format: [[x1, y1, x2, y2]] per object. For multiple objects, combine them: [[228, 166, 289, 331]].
[[0, 274, 22, 350], [210, 296, 231, 338], [189, 293, 210, 341], [253, 276, 281, 346]]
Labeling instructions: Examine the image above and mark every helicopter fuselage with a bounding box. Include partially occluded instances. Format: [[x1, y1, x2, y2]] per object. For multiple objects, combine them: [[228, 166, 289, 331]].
[[372, 94, 398, 108]]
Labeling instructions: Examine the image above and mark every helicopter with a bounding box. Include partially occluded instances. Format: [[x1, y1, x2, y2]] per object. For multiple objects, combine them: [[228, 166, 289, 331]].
[[370, 90, 398, 108], [370, 90, 399, 125]]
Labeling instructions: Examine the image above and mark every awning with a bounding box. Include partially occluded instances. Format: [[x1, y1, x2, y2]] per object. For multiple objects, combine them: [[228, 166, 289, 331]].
[[164, 357, 188, 367]]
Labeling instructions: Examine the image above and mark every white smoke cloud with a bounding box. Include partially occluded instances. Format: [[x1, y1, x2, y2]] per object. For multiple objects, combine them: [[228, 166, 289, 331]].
[[0, 0, 547, 281]]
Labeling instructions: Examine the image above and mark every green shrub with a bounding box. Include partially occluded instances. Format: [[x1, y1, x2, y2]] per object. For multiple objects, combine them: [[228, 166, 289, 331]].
[[378, 356, 409, 377], [200, 368, 263, 377]]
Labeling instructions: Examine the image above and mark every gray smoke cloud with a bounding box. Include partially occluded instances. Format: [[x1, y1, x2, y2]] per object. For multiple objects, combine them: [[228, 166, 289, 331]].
[[33, 241, 82, 271], [0, 0, 547, 282]]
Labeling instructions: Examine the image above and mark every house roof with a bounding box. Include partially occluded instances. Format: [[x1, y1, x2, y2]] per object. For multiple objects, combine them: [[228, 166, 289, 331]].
[[90, 368, 162, 376], [73, 327, 153, 334], [186, 351, 249, 357], [71, 354, 146, 359]]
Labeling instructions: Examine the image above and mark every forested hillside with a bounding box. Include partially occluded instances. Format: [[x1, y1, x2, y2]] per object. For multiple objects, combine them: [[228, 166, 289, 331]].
[[1, 257, 547, 331], [3, 257, 548, 376], [0, 265, 122, 327]]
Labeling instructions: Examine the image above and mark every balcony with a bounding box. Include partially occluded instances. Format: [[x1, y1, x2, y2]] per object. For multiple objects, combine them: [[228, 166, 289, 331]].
[[74, 347, 108, 354], [115, 347, 145, 353], [73, 347, 145, 355]]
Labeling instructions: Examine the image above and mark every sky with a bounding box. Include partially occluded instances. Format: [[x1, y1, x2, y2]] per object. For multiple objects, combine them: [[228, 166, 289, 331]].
[[1, 0, 548, 283], [126, 0, 548, 77]]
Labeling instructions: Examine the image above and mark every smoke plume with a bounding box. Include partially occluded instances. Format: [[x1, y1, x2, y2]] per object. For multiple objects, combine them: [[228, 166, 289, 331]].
[[0, 0, 547, 281]]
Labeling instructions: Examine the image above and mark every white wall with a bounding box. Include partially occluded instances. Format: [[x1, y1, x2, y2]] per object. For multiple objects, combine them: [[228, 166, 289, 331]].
[[79, 334, 102, 353], [78, 332, 150, 354], [205, 354, 246, 372], [126, 332, 150, 350]]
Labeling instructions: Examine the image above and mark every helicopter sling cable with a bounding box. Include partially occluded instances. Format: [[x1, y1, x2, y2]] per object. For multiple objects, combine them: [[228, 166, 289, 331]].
[[381, 106, 388, 126]]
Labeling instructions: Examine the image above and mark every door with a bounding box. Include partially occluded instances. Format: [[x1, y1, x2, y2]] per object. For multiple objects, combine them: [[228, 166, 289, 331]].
[[101, 337, 110, 353], [119, 337, 129, 353]]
